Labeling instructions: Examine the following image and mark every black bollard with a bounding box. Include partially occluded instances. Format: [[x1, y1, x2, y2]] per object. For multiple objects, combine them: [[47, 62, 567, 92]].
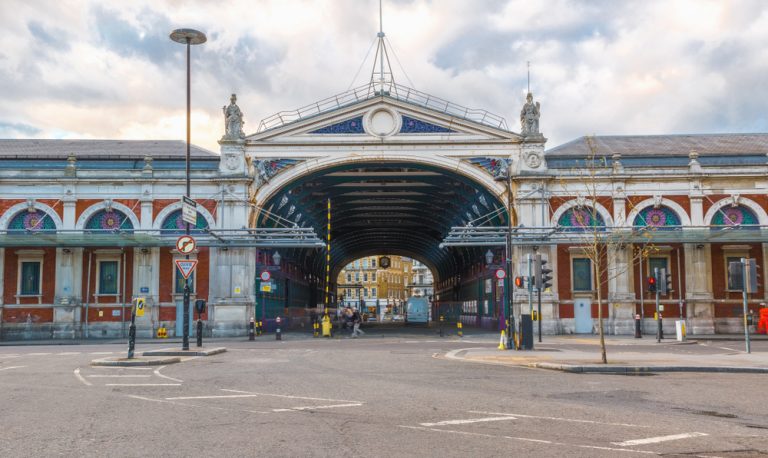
[[634, 313, 642, 338], [276, 317, 282, 341], [196, 319, 203, 347], [249, 317, 255, 341]]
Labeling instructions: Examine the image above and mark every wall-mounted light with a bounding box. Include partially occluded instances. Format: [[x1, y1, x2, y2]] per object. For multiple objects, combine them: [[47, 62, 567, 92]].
[[140, 248, 149, 254], [62, 248, 71, 254], [485, 249, 494, 265], [272, 251, 281, 265], [696, 244, 704, 249]]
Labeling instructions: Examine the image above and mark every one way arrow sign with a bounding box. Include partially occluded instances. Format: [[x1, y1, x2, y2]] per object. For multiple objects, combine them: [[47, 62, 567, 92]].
[[175, 259, 198, 279]]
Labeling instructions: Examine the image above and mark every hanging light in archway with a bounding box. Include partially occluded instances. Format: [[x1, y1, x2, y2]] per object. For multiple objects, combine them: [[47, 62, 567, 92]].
[[272, 251, 281, 265], [485, 249, 494, 266]]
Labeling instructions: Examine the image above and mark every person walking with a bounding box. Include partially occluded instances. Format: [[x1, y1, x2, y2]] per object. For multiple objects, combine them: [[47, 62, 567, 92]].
[[351, 308, 365, 338]]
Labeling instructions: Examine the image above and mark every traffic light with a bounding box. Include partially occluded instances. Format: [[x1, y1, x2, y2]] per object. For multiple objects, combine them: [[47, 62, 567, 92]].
[[743, 258, 759, 294], [647, 275, 657, 294], [657, 268, 673, 295], [728, 261, 743, 292], [194, 299, 206, 314], [534, 254, 553, 290], [514, 276, 525, 288]]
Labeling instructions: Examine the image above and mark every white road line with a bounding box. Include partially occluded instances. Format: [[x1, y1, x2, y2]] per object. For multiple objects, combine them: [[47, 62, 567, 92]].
[[74, 368, 92, 386], [398, 425, 656, 455], [221, 389, 362, 404], [87, 375, 152, 378], [420, 416, 518, 427], [27, 352, 51, 356], [279, 403, 364, 412], [166, 394, 260, 400], [153, 366, 183, 383], [105, 383, 181, 387], [92, 366, 153, 370], [0, 366, 26, 371], [90, 352, 114, 355], [612, 432, 708, 447], [58, 352, 80, 356], [469, 411, 649, 428]]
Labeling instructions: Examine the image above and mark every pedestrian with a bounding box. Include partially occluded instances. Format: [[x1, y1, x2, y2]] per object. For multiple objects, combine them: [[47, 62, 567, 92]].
[[344, 306, 354, 335], [352, 308, 365, 338]]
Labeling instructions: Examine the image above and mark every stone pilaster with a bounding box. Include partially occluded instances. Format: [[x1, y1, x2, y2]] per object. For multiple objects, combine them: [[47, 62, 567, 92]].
[[684, 241, 715, 334]]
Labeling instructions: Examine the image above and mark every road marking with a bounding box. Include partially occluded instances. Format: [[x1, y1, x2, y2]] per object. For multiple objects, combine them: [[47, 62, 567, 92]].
[[88, 375, 152, 378], [275, 403, 364, 412], [612, 432, 708, 447], [398, 425, 656, 455], [166, 394, 260, 400], [90, 352, 114, 355], [0, 366, 26, 371], [421, 416, 518, 427], [221, 389, 361, 404], [58, 352, 80, 356], [154, 366, 183, 383], [74, 368, 92, 386], [92, 366, 153, 370], [470, 411, 649, 428], [106, 383, 181, 387], [28, 352, 51, 356]]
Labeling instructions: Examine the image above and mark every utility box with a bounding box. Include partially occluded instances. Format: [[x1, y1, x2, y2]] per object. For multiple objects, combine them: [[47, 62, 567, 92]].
[[675, 320, 686, 342], [520, 314, 534, 350]]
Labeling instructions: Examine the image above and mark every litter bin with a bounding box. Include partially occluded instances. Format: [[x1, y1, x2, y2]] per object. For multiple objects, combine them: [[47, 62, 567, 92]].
[[321, 314, 333, 337], [675, 320, 686, 342]]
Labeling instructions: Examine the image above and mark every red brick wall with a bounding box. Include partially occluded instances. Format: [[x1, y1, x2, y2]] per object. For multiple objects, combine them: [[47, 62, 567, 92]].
[[2, 307, 53, 323], [79, 248, 134, 318], [3, 248, 57, 306]]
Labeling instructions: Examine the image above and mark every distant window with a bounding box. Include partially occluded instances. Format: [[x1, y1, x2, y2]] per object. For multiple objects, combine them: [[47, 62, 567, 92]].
[[364, 273, 368, 282], [371, 259, 376, 268], [355, 272, 360, 282], [19, 261, 41, 295], [347, 273, 351, 283], [363, 288, 368, 298], [572, 258, 592, 292], [363, 259, 368, 269], [98, 261, 119, 295], [372, 272, 376, 282], [372, 287, 377, 297]]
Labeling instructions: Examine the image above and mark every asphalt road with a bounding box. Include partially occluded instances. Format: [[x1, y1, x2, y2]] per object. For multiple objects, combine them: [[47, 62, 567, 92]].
[[1, 331, 767, 457]]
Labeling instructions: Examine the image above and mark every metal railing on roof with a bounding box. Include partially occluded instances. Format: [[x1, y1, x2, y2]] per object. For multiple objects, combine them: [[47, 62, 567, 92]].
[[257, 81, 509, 133], [440, 225, 768, 248], [0, 228, 325, 249]]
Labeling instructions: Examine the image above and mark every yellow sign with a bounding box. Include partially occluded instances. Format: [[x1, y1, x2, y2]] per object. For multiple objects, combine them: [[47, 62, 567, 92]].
[[135, 297, 146, 317], [234, 286, 241, 294], [98, 310, 103, 317], [259, 283, 271, 293]]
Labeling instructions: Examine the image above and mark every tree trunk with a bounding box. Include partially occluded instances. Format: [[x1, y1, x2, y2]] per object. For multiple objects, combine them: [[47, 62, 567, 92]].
[[595, 258, 607, 364]]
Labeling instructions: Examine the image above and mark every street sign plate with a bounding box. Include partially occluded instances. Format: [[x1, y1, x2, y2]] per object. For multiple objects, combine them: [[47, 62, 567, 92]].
[[495, 268, 506, 280], [181, 197, 197, 225], [260, 270, 271, 282], [175, 259, 198, 279], [176, 235, 196, 254], [260, 282, 272, 292]]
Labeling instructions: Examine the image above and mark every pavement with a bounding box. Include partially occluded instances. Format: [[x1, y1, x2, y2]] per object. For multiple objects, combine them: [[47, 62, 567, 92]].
[[445, 334, 768, 374]]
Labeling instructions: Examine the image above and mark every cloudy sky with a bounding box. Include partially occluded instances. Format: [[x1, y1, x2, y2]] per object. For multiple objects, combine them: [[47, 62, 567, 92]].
[[1, 0, 766, 152]]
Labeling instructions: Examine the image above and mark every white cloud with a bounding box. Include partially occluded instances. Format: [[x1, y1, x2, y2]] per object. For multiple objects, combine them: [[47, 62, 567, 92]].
[[0, 0, 766, 151]]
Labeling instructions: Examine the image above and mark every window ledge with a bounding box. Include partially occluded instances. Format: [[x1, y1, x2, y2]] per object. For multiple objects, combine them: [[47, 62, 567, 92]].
[[15, 294, 42, 298]]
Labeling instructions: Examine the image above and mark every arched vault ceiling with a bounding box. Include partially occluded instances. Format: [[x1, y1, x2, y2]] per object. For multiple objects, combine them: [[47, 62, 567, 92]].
[[258, 162, 508, 280]]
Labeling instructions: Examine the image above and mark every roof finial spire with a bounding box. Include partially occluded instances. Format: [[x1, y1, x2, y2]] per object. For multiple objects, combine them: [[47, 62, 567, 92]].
[[369, 0, 395, 94], [527, 61, 531, 93]]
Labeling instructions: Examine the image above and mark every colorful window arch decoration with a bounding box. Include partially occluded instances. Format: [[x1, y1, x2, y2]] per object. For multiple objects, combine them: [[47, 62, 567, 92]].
[[7, 210, 57, 232], [633, 206, 681, 230], [557, 207, 606, 231], [711, 205, 758, 228], [160, 209, 209, 234], [85, 209, 134, 232]]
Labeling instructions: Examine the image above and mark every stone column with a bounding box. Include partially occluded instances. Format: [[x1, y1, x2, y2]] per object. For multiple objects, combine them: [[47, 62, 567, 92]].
[[684, 241, 715, 334], [608, 191, 634, 334], [133, 248, 156, 338]]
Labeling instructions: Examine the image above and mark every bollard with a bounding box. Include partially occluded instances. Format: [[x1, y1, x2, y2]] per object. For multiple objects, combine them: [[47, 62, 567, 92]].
[[276, 316, 282, 341], [457, 321, 463, 337], [313, 320, 319, 338], [249, 317, 255, 341], [659, 314, 664, 340], [439, 315, 444, 337], [258, 320, 263, 336], [196, 319, 203, 347], [634, 314, 642, 338]]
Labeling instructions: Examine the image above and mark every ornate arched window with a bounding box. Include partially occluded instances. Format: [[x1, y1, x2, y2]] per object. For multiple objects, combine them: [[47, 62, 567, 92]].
[[711, 205, 758, 228], [557, 207, 606, 231], [633, 206, 681, 230], [160, 209, 209, 235], [7, 210, 56, 232], [85, 210, 134, 233]]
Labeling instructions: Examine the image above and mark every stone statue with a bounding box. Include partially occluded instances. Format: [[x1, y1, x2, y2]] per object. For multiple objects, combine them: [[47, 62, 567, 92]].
[[222, 93, 245, 140], [520, 92, 541, 136]]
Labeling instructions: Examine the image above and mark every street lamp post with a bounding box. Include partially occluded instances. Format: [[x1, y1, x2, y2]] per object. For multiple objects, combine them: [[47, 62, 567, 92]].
[[170, 28, 206, 351]]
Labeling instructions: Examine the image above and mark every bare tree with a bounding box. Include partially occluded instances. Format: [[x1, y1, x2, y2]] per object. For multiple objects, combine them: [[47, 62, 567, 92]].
[[555, 136, 656, 364]]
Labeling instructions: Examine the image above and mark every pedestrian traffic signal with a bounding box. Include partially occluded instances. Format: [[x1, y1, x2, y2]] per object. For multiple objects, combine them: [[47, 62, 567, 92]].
[[743, 258, 759, 294], [657, 268, 673, 295], [534, 254, 553, 290], [647, 276, 657, 294], [514, 276, 525, 288]]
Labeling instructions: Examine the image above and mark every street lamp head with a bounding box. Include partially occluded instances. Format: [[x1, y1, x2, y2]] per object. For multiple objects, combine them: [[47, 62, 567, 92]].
[[170, 28, 207, 45], [485, 249, 494, 265], [272, 250, 281, 266]]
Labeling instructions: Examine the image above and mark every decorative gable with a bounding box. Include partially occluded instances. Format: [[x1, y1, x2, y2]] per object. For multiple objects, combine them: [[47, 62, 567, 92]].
[[400, 115, 455, 134], [310, 116, 364, 134]]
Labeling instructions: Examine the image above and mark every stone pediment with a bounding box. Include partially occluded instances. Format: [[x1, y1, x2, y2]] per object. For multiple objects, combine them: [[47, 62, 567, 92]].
[[246, 97, 521, 144]]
